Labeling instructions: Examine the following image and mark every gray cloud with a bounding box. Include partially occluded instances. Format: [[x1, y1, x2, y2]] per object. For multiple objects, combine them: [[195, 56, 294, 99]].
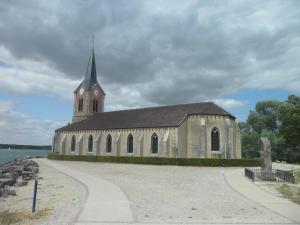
[[0, 0, 299, 107], [0, 101, 65, 145]]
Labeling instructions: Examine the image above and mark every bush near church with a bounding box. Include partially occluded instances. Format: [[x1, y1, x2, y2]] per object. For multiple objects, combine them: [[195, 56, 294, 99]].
[[48, 154, 260, 167]]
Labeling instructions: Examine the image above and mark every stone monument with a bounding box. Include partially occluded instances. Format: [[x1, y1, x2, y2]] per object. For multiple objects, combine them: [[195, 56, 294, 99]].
[[260, 137, 272, 173]]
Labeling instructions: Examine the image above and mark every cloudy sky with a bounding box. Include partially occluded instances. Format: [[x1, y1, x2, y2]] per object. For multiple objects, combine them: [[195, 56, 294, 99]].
[[0, 0, 299, 145]]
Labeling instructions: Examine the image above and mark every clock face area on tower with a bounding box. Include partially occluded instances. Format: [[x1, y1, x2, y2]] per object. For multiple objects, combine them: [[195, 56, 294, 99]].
[[80, 88, 85, 95], [94, 90, 99, 96]]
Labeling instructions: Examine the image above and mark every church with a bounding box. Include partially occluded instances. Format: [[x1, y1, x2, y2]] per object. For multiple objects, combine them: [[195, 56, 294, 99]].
[[53, 48, 241, 159]]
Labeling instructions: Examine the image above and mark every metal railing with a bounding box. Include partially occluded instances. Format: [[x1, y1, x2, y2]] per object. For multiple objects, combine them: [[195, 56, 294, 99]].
[[276, 169, 295, 183], [245, 168, 295, 183]]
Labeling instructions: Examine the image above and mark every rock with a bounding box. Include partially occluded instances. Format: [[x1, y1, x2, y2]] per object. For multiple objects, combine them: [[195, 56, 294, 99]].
[[14, 178, 27, 187], [0, 157, 39, 197], [0, 188, 8, 198], [0, 178, 16, 187], [23, 177, 32, 181], [4, 185, 16, 195], [25, 166, 39, 173], [22, 171, 36, 180], [3, 172, 19, 179]]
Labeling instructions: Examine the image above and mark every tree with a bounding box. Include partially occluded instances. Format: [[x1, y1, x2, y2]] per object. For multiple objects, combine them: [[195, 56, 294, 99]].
[[240, 95, 300, 163], [280, 105, 300, 162]]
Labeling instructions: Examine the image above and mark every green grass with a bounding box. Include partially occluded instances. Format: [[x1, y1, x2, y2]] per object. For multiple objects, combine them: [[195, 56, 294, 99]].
[[278, 183, 300, 205], [48, 153, 261, 167]]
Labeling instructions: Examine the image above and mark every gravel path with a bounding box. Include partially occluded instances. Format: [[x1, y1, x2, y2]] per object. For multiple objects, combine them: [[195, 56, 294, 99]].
[[51, 161, 293, 224]]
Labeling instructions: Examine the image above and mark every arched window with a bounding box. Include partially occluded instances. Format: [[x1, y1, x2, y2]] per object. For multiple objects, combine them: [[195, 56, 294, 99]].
[[88, 135, 93, 152], [151, 133, 158, 154], [106, 134, 112, 153], [92, 99, 98, 112], [71, 135, 76, 152], [78, 98, 83, 112], [127, 134, 133, 153], [211, 127, 220, 151]]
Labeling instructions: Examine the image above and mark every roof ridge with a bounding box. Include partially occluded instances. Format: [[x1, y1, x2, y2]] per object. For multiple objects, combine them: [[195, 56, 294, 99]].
[[96, 102, 213, 114]]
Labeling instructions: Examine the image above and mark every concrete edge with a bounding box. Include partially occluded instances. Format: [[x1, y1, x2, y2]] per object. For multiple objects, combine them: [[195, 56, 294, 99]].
[[223, 168, 300, 224]]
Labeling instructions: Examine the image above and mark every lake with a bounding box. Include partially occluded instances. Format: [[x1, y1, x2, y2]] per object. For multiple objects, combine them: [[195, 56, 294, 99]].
[[0, 148, 50, 165]]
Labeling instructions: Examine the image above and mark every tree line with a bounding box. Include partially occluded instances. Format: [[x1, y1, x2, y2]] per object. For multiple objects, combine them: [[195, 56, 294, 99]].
[[239, 95, 300, 163]]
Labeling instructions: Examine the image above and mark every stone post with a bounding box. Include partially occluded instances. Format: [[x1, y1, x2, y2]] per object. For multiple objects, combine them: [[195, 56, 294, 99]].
[[260, 137, 272, 172]]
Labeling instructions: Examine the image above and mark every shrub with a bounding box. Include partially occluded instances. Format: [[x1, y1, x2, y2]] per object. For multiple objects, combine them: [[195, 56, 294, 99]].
[[47, 153, 260, 167]]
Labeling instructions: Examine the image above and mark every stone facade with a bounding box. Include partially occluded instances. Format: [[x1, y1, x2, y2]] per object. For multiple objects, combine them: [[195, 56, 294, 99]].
[[53, 114, 241, 159]]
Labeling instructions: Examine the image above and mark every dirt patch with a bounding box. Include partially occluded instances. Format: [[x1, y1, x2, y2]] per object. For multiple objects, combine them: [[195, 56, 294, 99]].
[[0, 208, 49, 225], [276, 170, 300, 205]]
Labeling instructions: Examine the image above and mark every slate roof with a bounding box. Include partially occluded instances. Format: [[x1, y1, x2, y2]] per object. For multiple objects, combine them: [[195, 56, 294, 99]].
[[56, 102, 235, 132], [74, 49, 105, 95]]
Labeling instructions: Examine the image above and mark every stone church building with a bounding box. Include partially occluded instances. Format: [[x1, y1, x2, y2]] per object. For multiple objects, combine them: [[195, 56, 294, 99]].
[[53, 49, 241, 159]]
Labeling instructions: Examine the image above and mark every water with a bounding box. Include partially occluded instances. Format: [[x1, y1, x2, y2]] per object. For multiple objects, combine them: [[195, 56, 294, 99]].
[[0, 148, 50, 165]]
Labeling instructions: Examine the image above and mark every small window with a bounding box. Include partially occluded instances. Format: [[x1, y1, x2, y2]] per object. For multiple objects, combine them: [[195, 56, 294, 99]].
[[151, 133, 158, 154], [127, 134, 133, 153], [71, 135, 76, 152], [106, 134, 112, 153], [78, 98, 83, 112], [211, 127, 220, 151], [88, 135, 93, 152], [92, 99, 98, 112]]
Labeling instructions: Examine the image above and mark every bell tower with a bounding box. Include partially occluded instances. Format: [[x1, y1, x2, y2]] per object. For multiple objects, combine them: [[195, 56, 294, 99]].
[[72, 48, 105, 123]]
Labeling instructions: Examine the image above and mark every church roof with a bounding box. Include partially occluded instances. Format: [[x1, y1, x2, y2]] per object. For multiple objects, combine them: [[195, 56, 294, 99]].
[[74, 49, 105, 95], [56, 102, 235, 132]]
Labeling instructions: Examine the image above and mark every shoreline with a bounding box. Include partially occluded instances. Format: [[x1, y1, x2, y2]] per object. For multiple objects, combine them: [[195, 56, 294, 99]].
[[0, 158, 86, 225]]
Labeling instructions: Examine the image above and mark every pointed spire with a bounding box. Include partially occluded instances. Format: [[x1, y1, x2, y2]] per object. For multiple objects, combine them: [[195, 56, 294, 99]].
[[74, 43, 105, 95], [84, 48, 97, 87]]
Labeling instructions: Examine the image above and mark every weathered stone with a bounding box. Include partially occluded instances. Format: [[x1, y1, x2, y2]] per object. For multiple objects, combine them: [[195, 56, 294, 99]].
[[260, 137, 272, 173], [14, 178, 27, 187], [26, 166, 39, 173], [0, 178, 16, 187], [23, 177, 32, 181], [0, 157, 40, 197], [3, 172, 19, 179], [0, 188, 8, 198], [4, 185, 16, 195]]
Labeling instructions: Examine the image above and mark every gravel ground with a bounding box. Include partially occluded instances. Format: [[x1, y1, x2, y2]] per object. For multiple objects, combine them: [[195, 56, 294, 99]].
[[272, 162, 300, 171], [53, 161, 292, 224], [0, 159, 86, 225]]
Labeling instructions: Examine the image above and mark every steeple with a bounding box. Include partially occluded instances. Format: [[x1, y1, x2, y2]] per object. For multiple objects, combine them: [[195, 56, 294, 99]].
[[72, 46, 106, 123], [83, 49, 97, 89], [74, 48, 105, 95]]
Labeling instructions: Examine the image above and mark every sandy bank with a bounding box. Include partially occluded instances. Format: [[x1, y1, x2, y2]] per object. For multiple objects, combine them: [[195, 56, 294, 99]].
[[0, 159, 86, 225]]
